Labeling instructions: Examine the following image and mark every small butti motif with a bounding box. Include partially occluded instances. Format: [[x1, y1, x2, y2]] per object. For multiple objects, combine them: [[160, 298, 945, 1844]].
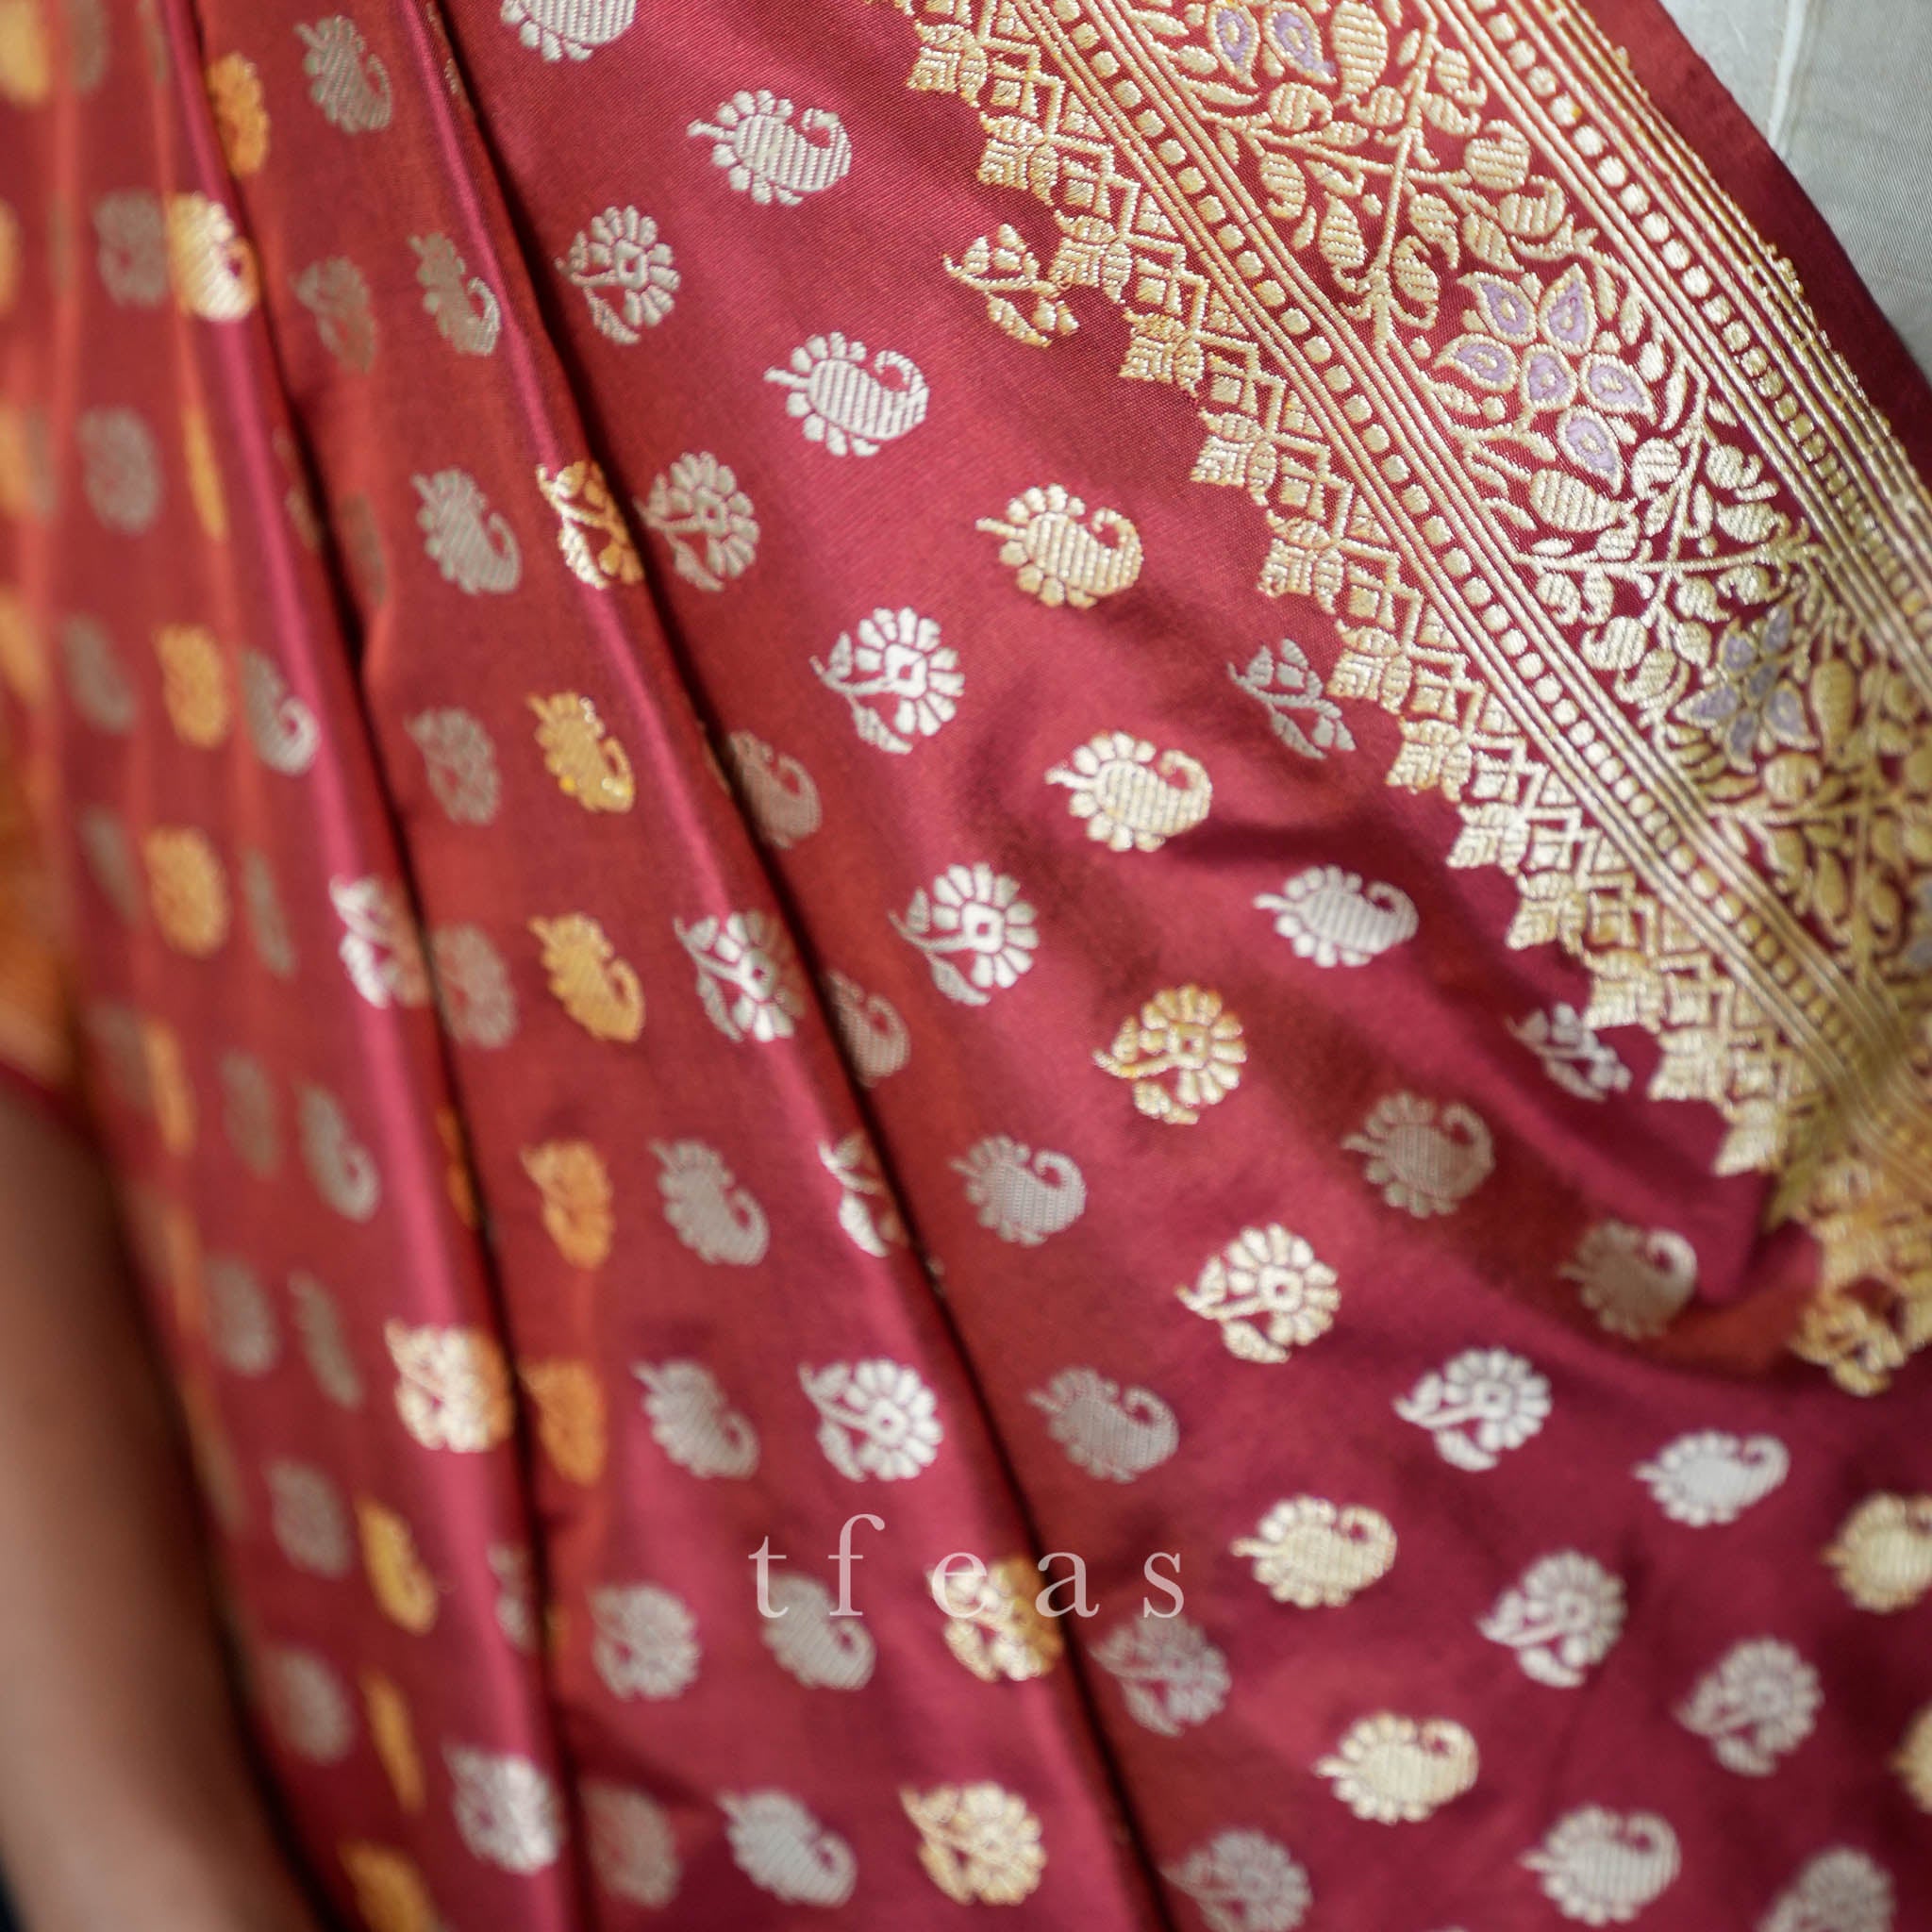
[[1522, 1807, 1682, 1924], [556, 206, 677, 343], [1162, 1831, 1312, 1932], [1095, 985, 1246, 1124], [978, 484, 1142, 608], [1344, 1093, 1493, 1216], [688, 91, 853, 205], [1233, 1497, 1396, 1608], [1676, 1639, 1823, 1776], [1046, 732, 1211, 852], [1823, 1494, 1932, 1613], [1564, 1223, 1699, 1341], [501, 0, 636, 61], [1178, 1223, 1339, 1365], [765, 332, 928, 455], [1316, 1715, 1478, 1824], [295, 17, 392, 134], [901, 1784, 1044, 1907], [1256, 866, 1417, 967], [891, 863, 1038, 1007]]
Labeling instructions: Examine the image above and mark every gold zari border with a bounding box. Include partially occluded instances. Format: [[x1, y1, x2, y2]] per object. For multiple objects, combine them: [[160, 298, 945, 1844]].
[[871, 0, 1932, 1391]]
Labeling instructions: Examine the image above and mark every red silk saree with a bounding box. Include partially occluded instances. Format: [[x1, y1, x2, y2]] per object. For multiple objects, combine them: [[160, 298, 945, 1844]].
[[1, 0, 1929, 1924]]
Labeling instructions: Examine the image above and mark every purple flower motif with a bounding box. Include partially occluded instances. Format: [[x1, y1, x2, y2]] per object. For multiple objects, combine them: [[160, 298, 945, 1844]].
[[1269, 6, 1334, 77], [1471, 275, 1537, 341], [1558, 408, 1622, 486], [1676, 605, 1814, 769]]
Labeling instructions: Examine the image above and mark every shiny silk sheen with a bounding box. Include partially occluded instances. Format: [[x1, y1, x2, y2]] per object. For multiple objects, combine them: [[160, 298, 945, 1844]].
[[0, 1, 1930, 1928]]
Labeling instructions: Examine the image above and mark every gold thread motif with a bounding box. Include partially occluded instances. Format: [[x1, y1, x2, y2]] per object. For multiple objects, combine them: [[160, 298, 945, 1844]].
[[868, 0, 1932, 1384], [535, 459, 643, 590], [935, 1555, 1064, 1681], [529, 912, 645, 1041], [900, 1783, 1046, 1905], [340, 1844, 440, 1932], [977, 483, 1141, 607], [181, 404, 228, 541], [155, 623, 231, 746], [206, 54, 270, 175], [142, 827, 229, 957], [519, 1357, 608, 1484], [520, 1138, 614, 1267], [1095, 983, 1245, 1124], [357, 1498, 440, 1634], [360, 1672, 426, 1812], [528, 691, 636, 811]]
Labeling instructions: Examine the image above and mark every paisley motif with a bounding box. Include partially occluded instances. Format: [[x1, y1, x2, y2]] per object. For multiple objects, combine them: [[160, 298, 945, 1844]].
[[952, 1137, 1085, 1245], [295, 16, 392, 133], [721, 1791, 856, 1907], [258, 1647, 355, 1764], [634, 1360, 759, 1479], [1822, 1494, 1932, 1614], [1046, 732, 1211, 852], [413, 469, 521, 593], [409, 232, 501, 356], [1316, 1713, 1478, 1824], [1344, 1093, 1493, 1217], [528, 912, 643, 1041], [155, 623, 230, 746], [60, 615, 138, 732], [978, 484, 1142, 608], [357, 1498, 440, 1634], [1757, 1848, 1894, 1932], [142, 826, 228, 956], [722, 730, 822, 848], [361, 1672, 425, 1813], [340, 1844, 439, 1932], [1634, 1431, 1789, 1527], [1028, 1368, 1176, 1482], [765, 332, 929, 455], [651, 1141, 766, 1265], [689, 91, 852, 205], [761, 1574, 875, 1690], [1232, 1496, 1396, 1608], [1522, 1807, 1682, 1924], [521, 1139, 613, 1268], [528, 691, 633, 809], [1256, 866, 1417, 967], [501, 0, 636, 61], [519, 1358, 608, 1485], [582, 1782, 680, 1908], [824, 970, 910, 1086], [1563, 1222, 1699, 1341], [291, 256, 376, 371], [240, 650, 321, 774]]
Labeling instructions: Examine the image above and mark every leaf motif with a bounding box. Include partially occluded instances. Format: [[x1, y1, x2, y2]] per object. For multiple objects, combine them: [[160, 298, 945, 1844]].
[[1318, 198, 1367, 274], [1391, 239, 1439, 311], [1330, 1, 1389, 96]]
